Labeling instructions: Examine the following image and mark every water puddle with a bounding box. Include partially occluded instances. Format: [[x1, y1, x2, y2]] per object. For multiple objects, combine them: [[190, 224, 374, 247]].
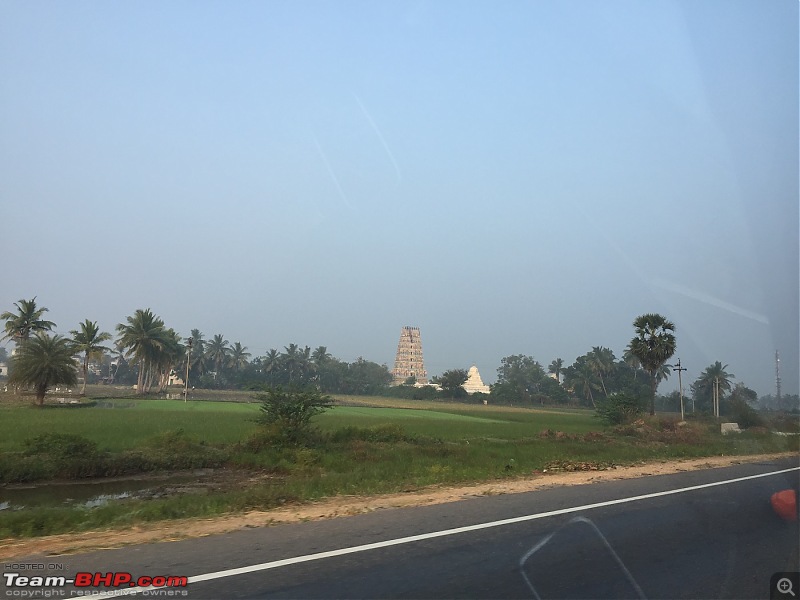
[[0, 470, 215, 511]]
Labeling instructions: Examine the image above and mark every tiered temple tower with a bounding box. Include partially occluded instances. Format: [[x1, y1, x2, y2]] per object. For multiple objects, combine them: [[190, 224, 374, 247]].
[[463, 365, 490, 394], [392, 326, 428, 384]]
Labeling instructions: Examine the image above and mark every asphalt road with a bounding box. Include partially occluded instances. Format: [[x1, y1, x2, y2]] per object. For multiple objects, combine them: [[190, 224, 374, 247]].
[[3, 457, 799, 599]]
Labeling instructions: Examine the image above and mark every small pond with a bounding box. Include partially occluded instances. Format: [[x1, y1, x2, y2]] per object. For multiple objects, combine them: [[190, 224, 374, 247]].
[[0, 470, 216, 511]]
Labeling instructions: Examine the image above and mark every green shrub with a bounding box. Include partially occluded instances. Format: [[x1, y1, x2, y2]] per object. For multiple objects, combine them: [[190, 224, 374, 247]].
[[146, 428, 196, 451], [596, 394, 643, 425], [23, 433, 98, 459], [16, 433, 107, 480], [724, 398, 764, 429], [243, 426, 283, 452], [0, 455, 54, 483], [253, 387, 333, 445]]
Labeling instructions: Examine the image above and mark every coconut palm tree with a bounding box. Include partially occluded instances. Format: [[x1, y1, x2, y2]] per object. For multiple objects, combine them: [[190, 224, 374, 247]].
[[153, 328, 184, 393], [69, 319, 112, 395], [206, 334, 230, 380], [300, 345, 313, 383], [9, 333, 78, 405], [1, 297, 56, 345], [588, 347, 616, 398], [282, 343, 301, 383], [548, 358, 564, 384], [262, 348, 280, 386], [312, 345, 331, 367], [186, 329, 207, 379], [108, 341, 127, 384], [691, 362, 735, 413], [229, 342, 251, 372], [623, 344, 642, 380], [563, 358, 599, 407], [629, 313, 677, 415], [312, 346, 335, 389], [116, 309, 166, 394]]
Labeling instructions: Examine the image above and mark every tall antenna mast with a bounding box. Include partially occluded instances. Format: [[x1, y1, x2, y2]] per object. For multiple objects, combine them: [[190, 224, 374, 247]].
[[775, 350, 781, 403]]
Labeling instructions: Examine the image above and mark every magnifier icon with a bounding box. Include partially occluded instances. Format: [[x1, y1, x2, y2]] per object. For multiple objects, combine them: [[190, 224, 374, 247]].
[[778, 578, 796, 597]]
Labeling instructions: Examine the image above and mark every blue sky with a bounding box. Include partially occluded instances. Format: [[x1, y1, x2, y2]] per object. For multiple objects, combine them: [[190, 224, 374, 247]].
[[1, 0, 797, 395]]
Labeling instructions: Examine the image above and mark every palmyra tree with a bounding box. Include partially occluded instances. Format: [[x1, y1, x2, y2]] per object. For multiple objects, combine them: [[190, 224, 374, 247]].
[[629, 313, 677, 415]]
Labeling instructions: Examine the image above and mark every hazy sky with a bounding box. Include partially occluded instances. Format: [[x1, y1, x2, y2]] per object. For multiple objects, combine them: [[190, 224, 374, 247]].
[[1, 0, 797, 396]]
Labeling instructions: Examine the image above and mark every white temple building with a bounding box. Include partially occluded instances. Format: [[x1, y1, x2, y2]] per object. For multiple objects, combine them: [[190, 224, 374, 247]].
[[463, 365, 490, 394]]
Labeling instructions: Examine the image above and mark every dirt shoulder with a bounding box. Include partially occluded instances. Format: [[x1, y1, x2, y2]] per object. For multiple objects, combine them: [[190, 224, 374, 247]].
[[1, 452, 796, 560]]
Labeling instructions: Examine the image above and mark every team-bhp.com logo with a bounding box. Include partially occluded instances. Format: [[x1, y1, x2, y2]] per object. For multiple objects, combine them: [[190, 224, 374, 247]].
[[4, 571, 188, 594]]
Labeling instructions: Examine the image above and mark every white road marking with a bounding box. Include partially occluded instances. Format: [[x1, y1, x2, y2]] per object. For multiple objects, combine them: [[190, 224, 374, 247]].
[[93, 466, 799, 597]]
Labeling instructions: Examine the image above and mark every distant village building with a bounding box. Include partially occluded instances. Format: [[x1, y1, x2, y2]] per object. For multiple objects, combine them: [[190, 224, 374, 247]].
[[463, 365, 490, 394], [392, 326, 428, 385]]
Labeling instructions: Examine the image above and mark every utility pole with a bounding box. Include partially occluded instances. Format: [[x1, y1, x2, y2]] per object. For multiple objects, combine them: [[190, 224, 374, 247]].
[[775, 350, 782, 405], [673, 359, 687, 421], [714, 376, 719, 418], [184, 337, 193, 403]]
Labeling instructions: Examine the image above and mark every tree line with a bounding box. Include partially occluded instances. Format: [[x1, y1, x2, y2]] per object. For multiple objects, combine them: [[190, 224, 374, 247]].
[[2, 298, 795, 414], [1, 299, 393, 402]]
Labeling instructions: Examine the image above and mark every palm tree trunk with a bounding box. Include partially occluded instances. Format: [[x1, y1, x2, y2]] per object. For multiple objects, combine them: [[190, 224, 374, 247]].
[[650, 374, 657, 416], [145, 364, 155, 393], [36, 383, 47, 406], [82, 355, 88, 395], [157, 366, 169, 393], [136, 359, 145, 394]]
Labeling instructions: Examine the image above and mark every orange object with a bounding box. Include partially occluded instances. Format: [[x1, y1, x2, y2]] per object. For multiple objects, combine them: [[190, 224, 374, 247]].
[[771, 489, 798, 522]]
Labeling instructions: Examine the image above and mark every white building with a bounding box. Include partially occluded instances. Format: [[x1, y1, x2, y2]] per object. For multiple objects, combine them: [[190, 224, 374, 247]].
[[463, 365, 490, 394]]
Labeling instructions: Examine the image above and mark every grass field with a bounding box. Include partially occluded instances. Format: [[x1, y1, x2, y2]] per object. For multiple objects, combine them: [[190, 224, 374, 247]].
[[0, 391, 794, 538], [0, 398, 260, 452], [0, 395, 600, 452]]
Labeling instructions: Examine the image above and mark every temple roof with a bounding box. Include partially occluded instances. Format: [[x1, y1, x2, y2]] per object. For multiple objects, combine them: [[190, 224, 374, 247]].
[[464, 365, 490, 394]]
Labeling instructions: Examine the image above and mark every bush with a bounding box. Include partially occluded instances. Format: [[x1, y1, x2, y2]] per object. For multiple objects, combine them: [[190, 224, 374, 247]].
[[596, 394, 643, 425], [23, 433, 98, 459], [413, 386, 439, 400], [18, 433, 105, 480], [0, 455, 53, 483], [253, 386, 333, 445], [724, 398, 764, 429]]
